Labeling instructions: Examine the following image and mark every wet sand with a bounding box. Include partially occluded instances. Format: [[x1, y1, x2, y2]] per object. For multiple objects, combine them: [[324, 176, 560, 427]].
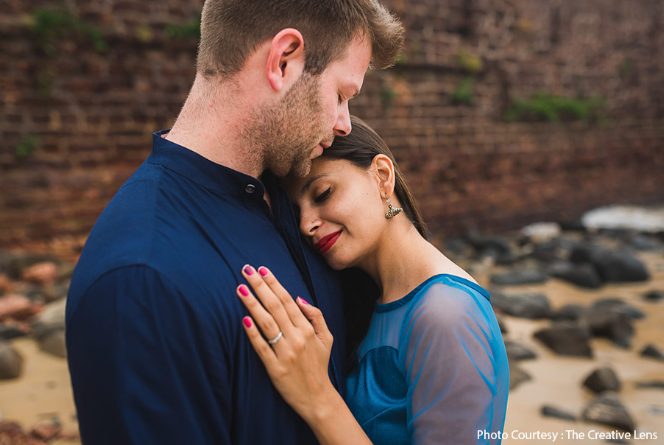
[[0, 252, 663, 444], [488, 251, 664, 445], [0, 338, 79, 443]]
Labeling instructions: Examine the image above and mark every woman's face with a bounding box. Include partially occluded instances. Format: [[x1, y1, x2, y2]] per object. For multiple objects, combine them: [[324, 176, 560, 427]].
[[284, 157, 387, 270]]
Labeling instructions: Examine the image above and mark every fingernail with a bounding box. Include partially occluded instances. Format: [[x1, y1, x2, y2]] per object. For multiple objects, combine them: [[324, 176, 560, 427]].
[[298, 297, 309, 305], [238, 285, 249, 297], [258, 267, 268, 277], [243, 317, 252, 328], [243, 265, 254, 275]]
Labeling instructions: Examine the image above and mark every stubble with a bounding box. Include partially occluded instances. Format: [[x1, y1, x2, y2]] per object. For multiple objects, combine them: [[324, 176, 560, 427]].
[[244, 73, 326, 178]]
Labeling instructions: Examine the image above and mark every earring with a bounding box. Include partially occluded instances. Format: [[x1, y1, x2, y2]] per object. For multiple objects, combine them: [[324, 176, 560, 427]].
[[385, 198, 403, 219]]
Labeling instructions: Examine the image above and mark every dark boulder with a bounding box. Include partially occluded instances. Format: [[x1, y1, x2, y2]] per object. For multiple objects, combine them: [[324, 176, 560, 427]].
[[41, 283, 69, 303], [591, 298, 645, 320], [0, 250, 13, 275], [0, 323, 30, 341], [640, 344, 664, 362], [558, 219, 586, 232], [466, 233, 512, 256], [39, 330, 66, 358], [548, 261, 602, 289], [443, 238, 470, 257], [626, 234, 662, 251], [635, 380, 664, 390], [583, 367, 622, 394], [0, 340, 23, 380], [581, 307, 634, 348], [497, 317, 508, 334], [528, 238, 577, 263], [533, 323, 593, 357], [3, 252, 60, 280], [32, 298, 66, 341], [582, 391, 635, 432], [541, 405, 577, 422], [490, 269, 549, 286], [570, 244, 649, 283], [491, 292, 552, 319], [551, 304, 587, 322], [643, 291, 663, 302], [494, 253, 522, 266], [509, 360, 531, 390], [528, 240, 563, 263], [504, 341, 537, 361]]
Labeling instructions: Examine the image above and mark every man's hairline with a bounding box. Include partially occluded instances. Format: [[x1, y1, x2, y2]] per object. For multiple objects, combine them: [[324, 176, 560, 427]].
[[199, 30, 373, 84]]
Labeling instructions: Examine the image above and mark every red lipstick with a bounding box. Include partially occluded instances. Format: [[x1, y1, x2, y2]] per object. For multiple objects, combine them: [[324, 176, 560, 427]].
[[314, 230, 342, 254]]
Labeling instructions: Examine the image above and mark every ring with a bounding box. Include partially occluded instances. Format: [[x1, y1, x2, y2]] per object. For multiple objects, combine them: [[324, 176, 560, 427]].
[[268, 331, 283, 345]]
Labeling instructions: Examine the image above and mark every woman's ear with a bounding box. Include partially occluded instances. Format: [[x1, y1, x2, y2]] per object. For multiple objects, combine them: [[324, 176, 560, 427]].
[[372, 154, 396, 199], [266, 29, 306, 92]]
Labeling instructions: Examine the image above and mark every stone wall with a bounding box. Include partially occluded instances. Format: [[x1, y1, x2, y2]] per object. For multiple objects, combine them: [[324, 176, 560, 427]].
[[1, 0, 663, 248]]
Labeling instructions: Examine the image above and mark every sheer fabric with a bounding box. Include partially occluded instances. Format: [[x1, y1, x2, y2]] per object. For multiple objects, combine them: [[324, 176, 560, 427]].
[[346, 274, 509, 444]]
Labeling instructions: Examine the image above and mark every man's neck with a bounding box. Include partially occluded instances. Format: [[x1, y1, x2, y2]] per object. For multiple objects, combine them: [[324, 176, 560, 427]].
[[165, 74, 264, 179]]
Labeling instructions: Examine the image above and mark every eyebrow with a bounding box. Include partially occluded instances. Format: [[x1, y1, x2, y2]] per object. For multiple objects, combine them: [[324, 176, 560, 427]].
[[301, 174, 330, 194]]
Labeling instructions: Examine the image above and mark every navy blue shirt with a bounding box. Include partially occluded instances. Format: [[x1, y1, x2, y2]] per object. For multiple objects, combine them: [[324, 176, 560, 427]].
[[66, 130, 346, 444]]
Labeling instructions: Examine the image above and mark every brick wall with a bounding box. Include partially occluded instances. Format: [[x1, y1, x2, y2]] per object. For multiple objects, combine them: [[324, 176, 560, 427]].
[[1, 0, 663, 249]]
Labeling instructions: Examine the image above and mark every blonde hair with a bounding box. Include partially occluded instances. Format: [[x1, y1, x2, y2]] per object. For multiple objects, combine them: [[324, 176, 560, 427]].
[[197, 0, 404, 79]]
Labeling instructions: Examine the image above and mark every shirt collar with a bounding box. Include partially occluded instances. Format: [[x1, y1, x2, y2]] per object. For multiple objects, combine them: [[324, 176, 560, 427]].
[[148, 129, 266, 201]]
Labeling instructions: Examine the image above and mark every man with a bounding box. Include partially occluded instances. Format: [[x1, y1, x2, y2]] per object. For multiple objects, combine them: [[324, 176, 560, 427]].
[[65, 0, 404, 443]]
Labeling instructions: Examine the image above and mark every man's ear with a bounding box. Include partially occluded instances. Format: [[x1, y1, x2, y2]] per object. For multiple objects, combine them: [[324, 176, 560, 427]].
[[266, 28, 305, 92], [372, 155, 396, 199]]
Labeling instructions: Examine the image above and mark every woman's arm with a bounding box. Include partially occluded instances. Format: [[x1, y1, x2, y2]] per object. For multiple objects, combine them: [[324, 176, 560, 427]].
[[402, 282, 509, 444], [237, 265, 373, 445]]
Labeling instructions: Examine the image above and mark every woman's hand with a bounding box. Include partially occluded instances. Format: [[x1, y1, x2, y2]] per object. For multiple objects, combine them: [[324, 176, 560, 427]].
[[237, 265, 337, 421]]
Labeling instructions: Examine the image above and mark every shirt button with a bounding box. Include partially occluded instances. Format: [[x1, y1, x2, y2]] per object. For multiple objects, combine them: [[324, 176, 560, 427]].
[[245, 184, 256, 194]]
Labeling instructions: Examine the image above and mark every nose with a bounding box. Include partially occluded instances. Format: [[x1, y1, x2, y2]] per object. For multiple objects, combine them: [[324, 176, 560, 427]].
[[333, 102, 352, 137], [300, 212, 321, 236]]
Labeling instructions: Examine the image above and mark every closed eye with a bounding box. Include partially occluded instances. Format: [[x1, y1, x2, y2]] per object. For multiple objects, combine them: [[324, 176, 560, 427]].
[[314, 187, 331, 203]]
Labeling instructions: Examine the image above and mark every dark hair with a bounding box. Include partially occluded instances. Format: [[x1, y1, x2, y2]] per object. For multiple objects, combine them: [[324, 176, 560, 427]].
[[322, 115, 427, 371], [197, 0, 405, 79], [323, 116, 427, 238]]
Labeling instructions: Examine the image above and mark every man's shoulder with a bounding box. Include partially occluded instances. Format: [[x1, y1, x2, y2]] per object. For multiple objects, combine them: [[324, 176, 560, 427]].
[[79, 161, 166, 269], [69, 160, 218, 297]]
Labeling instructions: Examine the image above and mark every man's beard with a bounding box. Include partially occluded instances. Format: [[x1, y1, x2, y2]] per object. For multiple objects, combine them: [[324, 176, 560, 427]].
[[244, 73, 327, 178]]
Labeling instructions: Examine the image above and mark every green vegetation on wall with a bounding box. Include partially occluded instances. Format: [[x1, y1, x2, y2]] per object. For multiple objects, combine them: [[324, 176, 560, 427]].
[[452, 77, 474, 106], [619, 59, 633, 79], [16, 135, 41, 158], [380, 86, 397, 109], [30, 8, 107, 55], [166, 12, 202, 40], [456, 51, 483, 74], [451, 51, 482, 107], [504, 92, 607, 123]]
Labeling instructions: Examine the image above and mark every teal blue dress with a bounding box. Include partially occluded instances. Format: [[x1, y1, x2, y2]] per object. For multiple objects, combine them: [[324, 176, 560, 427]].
[[346, 274, 509, 444]]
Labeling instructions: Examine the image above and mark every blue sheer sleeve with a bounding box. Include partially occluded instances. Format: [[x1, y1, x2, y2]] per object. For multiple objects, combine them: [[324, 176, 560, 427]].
[[400, 279, 509, 445]]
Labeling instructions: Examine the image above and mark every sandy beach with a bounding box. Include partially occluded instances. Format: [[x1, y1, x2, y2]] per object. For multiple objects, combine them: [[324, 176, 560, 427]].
[[496, 250, 664, 444], [0, 338, 79, 443]]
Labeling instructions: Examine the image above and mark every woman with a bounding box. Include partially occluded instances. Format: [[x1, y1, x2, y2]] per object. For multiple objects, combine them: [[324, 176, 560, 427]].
[[236, 116, 509, 444]]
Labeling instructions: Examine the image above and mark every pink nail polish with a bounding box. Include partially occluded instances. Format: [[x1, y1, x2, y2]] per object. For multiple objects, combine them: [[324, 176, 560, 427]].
[[258, 267, 268, 277], [243, 317, 252, 328], [298, 297, 309, 305], [239, 285, 249, 297], [243, 265, 254, 275]]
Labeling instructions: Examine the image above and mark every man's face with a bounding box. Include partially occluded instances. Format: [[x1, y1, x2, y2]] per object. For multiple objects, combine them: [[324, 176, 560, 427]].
[[249, 35, 373, 178]]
